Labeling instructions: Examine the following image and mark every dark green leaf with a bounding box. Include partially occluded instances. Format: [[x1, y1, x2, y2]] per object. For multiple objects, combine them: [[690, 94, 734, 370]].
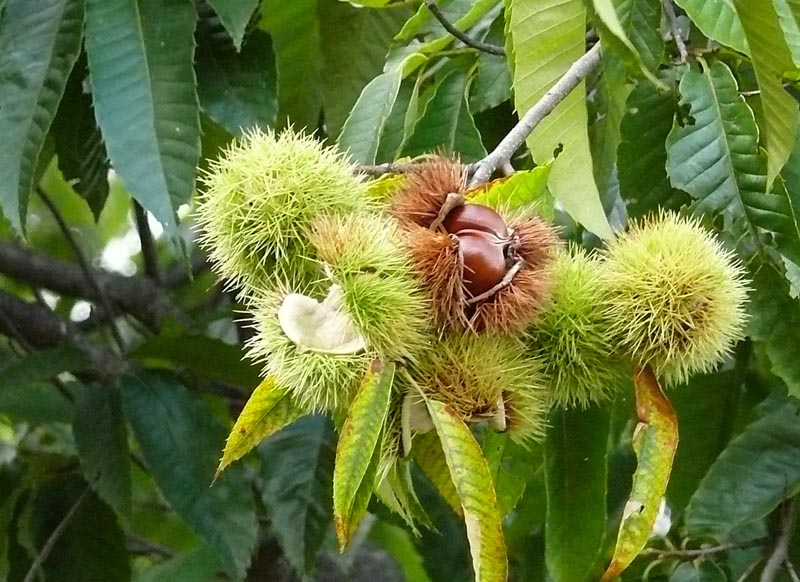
[[685, 402, 800, 539], [31, 476, 130, 582], [482, 431, 539, 517], [618, 73, 689, 217], [259, 415, 335, 574], [401, 68, 487, 162], [196, 9, 277, 135], [468, 15, 511, 114], [375, 79, 416, 163], [121, 372, 258, 578], [0, 346, 89, 390], [51, 56, 110, 220], [545, 406, 609, 582], [73, 383, 132, 516], [614, 0, 663, 72], [0, 0, 85, 232], [134, 545, 219, 582], [129, 334, 260, 389], [205, 0, 258, 50], [320, 1, 412, 138], [748, 268, 800, 401], [668, 560, 727, 582], [260, 0, 323, 129], [85, 0, 200, 229], [666, 61, 800, 264]]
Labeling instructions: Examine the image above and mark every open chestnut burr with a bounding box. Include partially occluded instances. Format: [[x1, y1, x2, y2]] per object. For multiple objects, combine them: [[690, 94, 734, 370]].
[[390, 158, 559, 333]]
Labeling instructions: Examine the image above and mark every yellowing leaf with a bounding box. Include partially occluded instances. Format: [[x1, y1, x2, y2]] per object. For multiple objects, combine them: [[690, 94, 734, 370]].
[[426, 399, 507, 582], [333, 360, 395, 549], [411, 431, 462, 516], [216, 377, 303, 477], [601, 366, 679, 581], [468, 163, 554, 219]]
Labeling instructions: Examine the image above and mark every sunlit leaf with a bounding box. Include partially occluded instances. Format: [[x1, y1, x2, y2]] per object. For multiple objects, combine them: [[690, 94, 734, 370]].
[[333, 360, 395, 549], [426, 398, 507, 582], [259, 415, 335, 574], [85, 0, 200, 230], [546, 405, 610, 582], [674, 0, 749, 55], [217, 377, 304, 476], [602, 367, 678, 581], [505, 0, 614, 239], [411, 430, 462, 516], [469, 163, 553, 218], [0, 0, 85, 232]]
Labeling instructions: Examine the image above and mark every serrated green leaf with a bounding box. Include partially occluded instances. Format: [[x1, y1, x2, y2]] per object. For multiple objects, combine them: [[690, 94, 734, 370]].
[[546, 405, 609, 582], [469, 164, 553, 218], [31, 477, 130, 582], [260, 0, 323, 129], [130, 334, 261, 389], [674, 0, 749, 55], [321, 1, 412, 138], [217, 377, 303, 475], [259, 415, 335, 574], [666, 61, 800, 264], [426, 399, 507, 582], [602, 367, 678, 581], [506, 0, 614, 239], [482, 432, 537, 517], [411, 430, 462, 516], [592, 0, 662, 86], [52, 57, 110, 220], [85, 0, 199, 230], [618, 73, 689, 217], [685, 402, 800, 538], [0, 0, 85, 232], [401, 67, 487, 162], [747, 268, 800, 400], [73, 383, 132, 516], [338, 70, 404, 164], [121, 372, 258, 578], [733, 0, 800, 186], [774, 0, 800, 66], [334, 360, 395, 549], [196, 12, 277, 135], [614, 0, 664, 73], [376, 79, 416, 163], [469, 15, 511, 114], [206, 0, 258, 50]]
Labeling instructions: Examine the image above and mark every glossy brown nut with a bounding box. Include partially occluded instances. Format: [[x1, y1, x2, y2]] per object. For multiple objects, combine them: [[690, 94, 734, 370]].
[[458, 230, 508, 297], [443, 203, 509, 238]]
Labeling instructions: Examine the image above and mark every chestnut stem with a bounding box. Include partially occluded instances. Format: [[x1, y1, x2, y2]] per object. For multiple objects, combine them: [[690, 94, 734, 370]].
[[424, 0, 506, 56], [469, 43, 603, 187], [430, 192, 465, 231], [465, 258, 524, 305]]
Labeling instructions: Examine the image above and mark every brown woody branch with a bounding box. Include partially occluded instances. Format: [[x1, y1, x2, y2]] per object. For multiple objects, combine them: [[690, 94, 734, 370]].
[[424, 0, 505, 56]]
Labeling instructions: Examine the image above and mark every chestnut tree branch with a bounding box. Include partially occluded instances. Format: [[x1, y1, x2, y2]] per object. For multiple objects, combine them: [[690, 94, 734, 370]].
[[0, 240, 176, 331], [663, 0, 688, 63], [761, 498, 797, 582], [641, 537, 768, 559], [469, 42, 603, 187], [424, 0, 505, 56]]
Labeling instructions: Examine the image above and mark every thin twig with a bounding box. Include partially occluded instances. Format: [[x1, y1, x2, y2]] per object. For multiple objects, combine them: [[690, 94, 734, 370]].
[[23, 488, 90, 582], [469, 43, 603, 187], [127, 538, 175, 558], [641, 537, 768, 558], [663, 0, 688, 63], [787, 560, 800, 582], [761, 498, 797, 582], [424, 0, 505, 56], [37, 187, 125, 351], [737, 558, 764, 582], [133, 201, 162, 285]]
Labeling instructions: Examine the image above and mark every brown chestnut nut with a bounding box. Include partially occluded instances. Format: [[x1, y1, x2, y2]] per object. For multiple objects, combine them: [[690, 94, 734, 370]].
[[443, 203, 509, 239], [458, 230, 508, 297]]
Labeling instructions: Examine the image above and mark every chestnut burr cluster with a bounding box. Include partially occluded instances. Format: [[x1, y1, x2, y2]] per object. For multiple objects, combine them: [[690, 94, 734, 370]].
[[390, 158, 558, 333]]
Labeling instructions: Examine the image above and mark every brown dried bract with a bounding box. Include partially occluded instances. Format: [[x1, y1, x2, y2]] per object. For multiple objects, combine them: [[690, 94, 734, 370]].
[[390, 158, 466, 228]]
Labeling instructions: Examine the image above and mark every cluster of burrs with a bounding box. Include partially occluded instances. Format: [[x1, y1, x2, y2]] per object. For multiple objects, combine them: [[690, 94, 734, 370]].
[[196, 127, 749, 527]]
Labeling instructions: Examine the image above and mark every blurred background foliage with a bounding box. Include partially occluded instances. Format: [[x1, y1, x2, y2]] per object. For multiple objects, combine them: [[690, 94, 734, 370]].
[[0, 0, 798, 580]]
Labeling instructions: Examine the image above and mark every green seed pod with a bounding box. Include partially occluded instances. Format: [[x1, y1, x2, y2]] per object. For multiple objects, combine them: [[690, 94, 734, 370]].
[[603, 212, 749, 385], [309, 213, 432, 361], [526, 246, 628, 408], [414, 334, 548, 443], [196, 128, 370, 293], [246, 284, 375, 413]]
